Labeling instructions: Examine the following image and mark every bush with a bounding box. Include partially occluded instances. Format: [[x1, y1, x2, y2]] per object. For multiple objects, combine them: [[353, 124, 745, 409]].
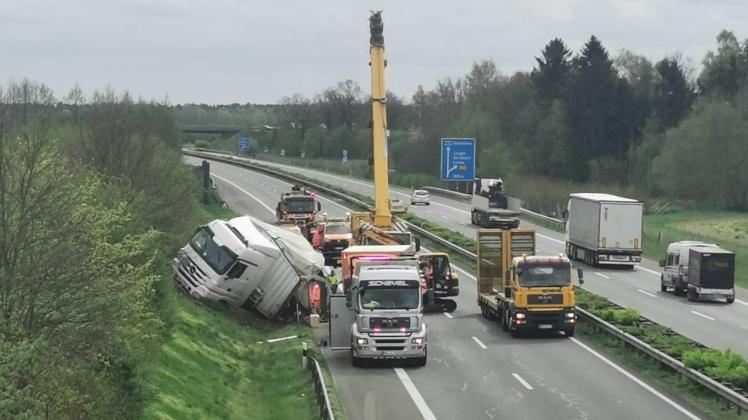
[[683, 349, 748, 388], [612, 308, 640, 325]]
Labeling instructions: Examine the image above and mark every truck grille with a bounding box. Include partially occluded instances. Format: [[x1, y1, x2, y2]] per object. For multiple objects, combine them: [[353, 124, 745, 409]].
[[527, 294, 563, 305], [370, 336, 408, 351], [369, 317, 411, 329], [323, 240, 348, 251], [175, 255, 207, 291]]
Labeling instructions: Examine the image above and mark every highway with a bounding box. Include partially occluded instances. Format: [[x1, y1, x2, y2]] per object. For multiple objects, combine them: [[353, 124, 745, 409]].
[[186, 156, 705, 420], [211, 154, 748, 357]]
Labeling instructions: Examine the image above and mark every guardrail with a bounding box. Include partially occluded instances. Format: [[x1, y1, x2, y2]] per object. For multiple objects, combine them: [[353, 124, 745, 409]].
[[422, 186, 471, 201], [302, 343, 335, 420], [519, 208, 565, 232], [577, 307, 748, 413], [187, 149, 747, 414]]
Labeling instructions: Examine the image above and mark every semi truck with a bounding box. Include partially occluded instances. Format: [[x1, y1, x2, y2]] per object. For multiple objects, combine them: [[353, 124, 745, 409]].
[[565, 193, 643, 267], [347, 260, 427, 367], [172, 215, 325, 319], [659, 242, 735, 303], [470, 177, 520, 229], [477, 229, 582, 337], [276, 186, 321, 240]]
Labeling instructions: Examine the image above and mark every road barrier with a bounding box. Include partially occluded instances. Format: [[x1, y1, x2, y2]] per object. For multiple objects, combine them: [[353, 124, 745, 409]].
[[302, 343, 335, 420], [422, 186, 471, 201], [186, 149, 748, 414]]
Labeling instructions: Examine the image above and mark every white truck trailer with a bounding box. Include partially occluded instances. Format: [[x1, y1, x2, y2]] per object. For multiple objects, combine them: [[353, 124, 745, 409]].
[[565, 193, 644, 267], [172, 215, 325, 319]]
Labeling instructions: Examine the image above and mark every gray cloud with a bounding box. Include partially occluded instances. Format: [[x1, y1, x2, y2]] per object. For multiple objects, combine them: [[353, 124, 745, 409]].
[[2, 0, 746, 104]]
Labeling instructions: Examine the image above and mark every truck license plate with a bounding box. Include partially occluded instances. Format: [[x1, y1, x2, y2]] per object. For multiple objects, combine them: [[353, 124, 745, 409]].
[[538, 324, 553, 329]]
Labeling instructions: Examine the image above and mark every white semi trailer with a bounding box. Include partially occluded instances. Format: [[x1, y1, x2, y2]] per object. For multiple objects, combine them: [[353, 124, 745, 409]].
[[565, 193, 644, 267]]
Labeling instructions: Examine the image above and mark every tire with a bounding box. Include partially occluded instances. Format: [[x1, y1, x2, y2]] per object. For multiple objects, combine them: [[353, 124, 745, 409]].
[[351, 348, 363, 368], [660, 279, 667, 293], [687, 288, 695, 302], [564, 327, 575, 337], [444, 300, 457, 313], [426, 203, 430, 206], [673, 287, 684, 297], [501, 310, 509, 332], [414, 348, 427, 367], [727, 295, 735, 304]]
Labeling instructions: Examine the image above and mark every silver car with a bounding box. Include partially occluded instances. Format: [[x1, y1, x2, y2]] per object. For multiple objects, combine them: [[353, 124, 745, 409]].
[[410, 189, 430, 206]]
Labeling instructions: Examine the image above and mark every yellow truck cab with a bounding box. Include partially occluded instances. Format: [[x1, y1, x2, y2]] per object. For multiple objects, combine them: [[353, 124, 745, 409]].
[[477, 229, 583, 337]]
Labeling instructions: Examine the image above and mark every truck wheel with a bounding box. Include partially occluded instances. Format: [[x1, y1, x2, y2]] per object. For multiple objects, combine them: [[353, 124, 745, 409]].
[[727, 295, 735, 304], [414, 348, 427, 367], [687, 288, 696, 302], [660, 276, 667, 292], [501, 310, 509, 332], [351, 348, 363, 368], [564, 327, 575, 337], [444, 300, 457, 313]]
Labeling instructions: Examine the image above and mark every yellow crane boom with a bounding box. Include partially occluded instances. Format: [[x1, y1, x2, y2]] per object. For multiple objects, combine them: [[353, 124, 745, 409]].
[[369, 11, 391, 228]]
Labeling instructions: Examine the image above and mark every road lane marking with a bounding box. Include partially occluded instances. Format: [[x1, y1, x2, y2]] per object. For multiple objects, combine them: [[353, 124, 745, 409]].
[[471, 336, 488, 349], [443, 312, 454, 319], [512, 373, 534, 390], [211, 174, 275, 215], [537, 233, 565, 245], [637, 289, 657, 298], [735, 299, 748, 307], [636, 266, 661, 276], [441, 215, 449, 219], [393, 368, 437, 420], [690, 310, 715, 321], [594, 272, 610, 279], [570, 337, 701, 420], [425, 210, 433, 214]]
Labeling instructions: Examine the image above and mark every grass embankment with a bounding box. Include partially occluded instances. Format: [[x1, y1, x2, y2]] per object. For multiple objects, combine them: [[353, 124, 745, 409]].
[[644, 211, 748, 289], [143, 197, 346, 419]]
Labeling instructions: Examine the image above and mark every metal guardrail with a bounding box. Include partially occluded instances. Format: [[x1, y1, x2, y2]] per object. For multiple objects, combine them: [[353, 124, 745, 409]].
[[520, 208, 565, 232], [302, 343, 335, 420], [422, 186, 471, 201], [186, 149, 748, 414], [577, 307, 748, 413]]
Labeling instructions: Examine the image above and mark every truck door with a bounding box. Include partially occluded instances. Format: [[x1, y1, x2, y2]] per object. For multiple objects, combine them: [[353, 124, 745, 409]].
[[664, 252, 678, 284], [215, 260, 252, 303]]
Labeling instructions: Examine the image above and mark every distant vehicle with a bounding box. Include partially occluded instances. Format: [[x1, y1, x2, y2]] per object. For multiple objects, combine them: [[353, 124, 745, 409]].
[[410, 190, 430, 206], [320, 218, 353, 266], [470, 177, 520, 229], [565, 193, 643, 267], [390, 198, 408, 214], [659, 242, 735, 303]]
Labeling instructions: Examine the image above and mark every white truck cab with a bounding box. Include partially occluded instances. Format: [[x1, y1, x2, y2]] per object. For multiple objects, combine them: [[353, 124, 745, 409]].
[[348, 260, 427, 367], [659, 241, 717, 295]]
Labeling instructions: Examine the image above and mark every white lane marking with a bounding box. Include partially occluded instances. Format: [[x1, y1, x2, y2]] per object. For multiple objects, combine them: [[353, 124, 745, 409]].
[[471, 336, 488, 349], [443, 312, 454, 319], [266, 335, 298, 343], [637, 289, 657, 298], [690, 310, 715, 321], [512, 373, 534, 390], [570, 337, 702, 420], [211, 174, 275, 215], [636, 266, 661, 276], [594, 272, 610, 279], [441, 215, 449, 219], [453, 265, 476, 282], [393, 368, 437, 420], [735, 299, 748, 307], [425, 210, 433, 214], [537, 233, 565, 245]]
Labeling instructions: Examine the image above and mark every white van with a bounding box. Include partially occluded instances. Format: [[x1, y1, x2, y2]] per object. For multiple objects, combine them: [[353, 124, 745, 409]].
[[659, 241, 717, 295]]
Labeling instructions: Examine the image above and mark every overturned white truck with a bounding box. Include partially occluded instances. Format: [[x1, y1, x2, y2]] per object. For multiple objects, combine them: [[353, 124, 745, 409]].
[[172, 215, 325, 319]]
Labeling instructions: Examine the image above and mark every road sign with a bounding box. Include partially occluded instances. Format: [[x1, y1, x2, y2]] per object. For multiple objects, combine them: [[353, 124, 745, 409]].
[[238, 137, 250, 153], [440, 138, 475, 181], [342, 149, 348, 163]]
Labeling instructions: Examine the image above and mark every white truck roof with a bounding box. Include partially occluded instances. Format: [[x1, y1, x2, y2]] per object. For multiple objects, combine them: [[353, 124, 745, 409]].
[[223, 216, 278, 256], [343, 244, 414, 254], [570, 193, 640, 203]]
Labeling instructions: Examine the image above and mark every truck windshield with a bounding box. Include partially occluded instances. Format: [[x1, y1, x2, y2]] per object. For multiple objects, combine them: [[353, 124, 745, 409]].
[[517, 263, 570, 287], [361, 288, 419, 310], [325, 224, 350, 234], [189, 227, 237, 275], [286, 198, 315, 213]]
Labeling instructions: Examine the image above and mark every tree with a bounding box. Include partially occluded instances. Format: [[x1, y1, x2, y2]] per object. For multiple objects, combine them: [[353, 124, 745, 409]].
[[652, 56, 695, 129], [532, 38, 572, 101], [698, 30, 748, 98], [464, 60, 498, 110]]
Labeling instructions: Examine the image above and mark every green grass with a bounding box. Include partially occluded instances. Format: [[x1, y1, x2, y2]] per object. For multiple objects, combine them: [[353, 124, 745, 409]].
[[643, 210, 748, 288], [578, 324, 744, 420], [142, 187, 347, 420]]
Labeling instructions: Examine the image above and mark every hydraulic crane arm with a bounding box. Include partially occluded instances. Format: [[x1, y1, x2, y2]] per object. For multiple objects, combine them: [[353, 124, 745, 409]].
[[369, 11, 392, 228]]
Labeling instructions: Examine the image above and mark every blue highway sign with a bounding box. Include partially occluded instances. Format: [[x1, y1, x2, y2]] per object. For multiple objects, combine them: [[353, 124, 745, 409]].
[[239, 137, 251, 152], [440, 138, 475, 181]]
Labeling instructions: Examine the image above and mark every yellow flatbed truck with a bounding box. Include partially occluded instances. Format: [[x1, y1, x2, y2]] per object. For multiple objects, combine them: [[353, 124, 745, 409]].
[[477, 229, 583, 337]]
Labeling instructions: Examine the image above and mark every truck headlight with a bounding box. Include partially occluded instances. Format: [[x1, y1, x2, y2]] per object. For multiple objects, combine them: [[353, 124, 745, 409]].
[[411, 338, 423, 344], [356, 338, 368, 345], [515, 313, 526, 319], [565, 312, 576, 319]]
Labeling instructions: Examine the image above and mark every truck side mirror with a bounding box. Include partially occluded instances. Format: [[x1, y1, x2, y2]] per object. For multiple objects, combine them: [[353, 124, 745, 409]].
[[577, 268, 584, 285], [659, 259, 665, 267], [317, 202, 322, 211]]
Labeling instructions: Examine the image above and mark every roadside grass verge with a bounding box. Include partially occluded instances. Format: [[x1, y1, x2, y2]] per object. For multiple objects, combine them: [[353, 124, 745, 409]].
[[643, 210, 747, 289], [144, 187, 347, 420]]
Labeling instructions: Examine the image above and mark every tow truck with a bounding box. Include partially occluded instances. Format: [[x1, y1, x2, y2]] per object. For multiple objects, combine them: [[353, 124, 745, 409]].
[[276, 185, 321, 241], [476, 228, 583, 337]]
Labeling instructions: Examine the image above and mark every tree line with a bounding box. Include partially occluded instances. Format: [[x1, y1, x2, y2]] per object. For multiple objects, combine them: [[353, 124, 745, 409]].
[[178, 29, 748, 210], [0, 80, 197, 418]]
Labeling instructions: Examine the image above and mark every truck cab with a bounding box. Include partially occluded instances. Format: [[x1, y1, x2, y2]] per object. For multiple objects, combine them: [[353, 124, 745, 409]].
[[659, 241, 717, 296], [348, 260, 427, 367], [276, 189, 322, 234], [321, 219, 353, 266]]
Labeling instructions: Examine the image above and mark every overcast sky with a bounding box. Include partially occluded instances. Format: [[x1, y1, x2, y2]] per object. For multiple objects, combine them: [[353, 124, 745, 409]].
[[2, 0, 746, 104]]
